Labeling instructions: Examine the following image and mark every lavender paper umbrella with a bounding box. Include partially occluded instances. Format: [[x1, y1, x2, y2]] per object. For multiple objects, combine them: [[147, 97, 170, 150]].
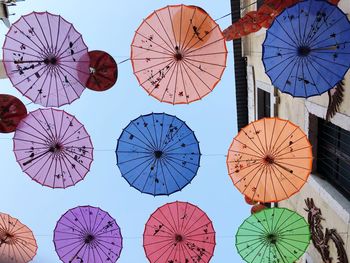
[[13, 108, 93, 188], [3, 11, 90, 107], [54, 206, 123, 263]]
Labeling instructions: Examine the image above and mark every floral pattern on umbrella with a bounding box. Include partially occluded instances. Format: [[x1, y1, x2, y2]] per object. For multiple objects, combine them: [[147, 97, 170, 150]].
[[236, 207, 310, 263], [116, 113, 201, 196], [54, 206, 122, 263], [144, 201, 215, 263], [0, 212, 37, 263], [227, 117, 312, 203], [13, 108, 93, 188], [131, 5, 227, 104], [3, 11, 90, 107], [263, 0, 350, 97]]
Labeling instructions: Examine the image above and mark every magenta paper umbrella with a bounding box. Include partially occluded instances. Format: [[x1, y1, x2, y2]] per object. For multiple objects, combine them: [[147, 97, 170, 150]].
[[144, 201, 215, 263], [54, 206, 123, 263], [13, 108, 93, 188], [3, 11, 90, 107]]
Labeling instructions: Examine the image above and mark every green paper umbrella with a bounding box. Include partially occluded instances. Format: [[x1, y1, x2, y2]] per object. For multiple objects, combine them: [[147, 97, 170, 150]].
[[236, 207, 310, 263]]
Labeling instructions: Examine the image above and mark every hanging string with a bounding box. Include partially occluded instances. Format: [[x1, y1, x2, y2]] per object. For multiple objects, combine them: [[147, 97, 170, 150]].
[[214, 0, 259, 21], [118, 58, 130, 65]]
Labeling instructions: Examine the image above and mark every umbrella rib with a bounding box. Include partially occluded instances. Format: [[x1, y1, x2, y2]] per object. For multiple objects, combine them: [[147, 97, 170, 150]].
[[12, 62, 49, 89], [56, 35, 85, 59], [185, 51, 228, 58], [91, 210, 109, 235], [118, 138, 153, 152], [38, 109, 56, 139], [156, 61, 177, 101], [156, 209, 178, 237], [307, 6, 339, 47], [267, 165, 278, 202], [250, 165, 266, 201], [14, 128, 49, 145], [46, 13, 54, 52], [2, 47, 42, 59], [183, 15, 217, 54], [33, 13, 50, 51], [274, 135, 308, 157], [267, 118, 276, 155], [231, 162, 262, 183], [57, 64, 85, 97], [285, 8, 302, 47], [228, 149, 261, 159], [120, 129, 154, 150], [303, 56, 322, 94], [252, 122, 267, 154], [274, 14, 299, 47], [185, 35, 224, 56], [166, 141, 200, 153], [59, 47, 89, 62], [130, 121, 157, 151], [54, 24, 73, 57], [12, 23, 45, 54], [265, 31, 296, 50], [309, 52, 349, 69], [4, 34, 43, 56], [300, 0, 312, 45], [131, 44, 174, 57], [159, 116, 180, 151], [182, 60, 211, 91], [162, 155, 195, 181], [151, 114, 159, 150], [184, 59, 221, 80], [134, 56, 173, 74], [179, 6, 196, 53], [119, 155, 154, 176], [172, 62, 180, 104], [269, 123, 295, 156], [161, 127, 191, 152], [311, 27, 350, 50], [184, 56, 228, 67], [178, 62, 189, 103], [263, 51, 297, 60], [239, 130, 265, 156], [263, 44, 295, 51], [180, 59, 202, 99], [153, 9, 177, 50], [140, 115, 158, 149], [159, 157, 182, 191], [142, 13, 175, 53], [167, 6, 179, 50], [166, 154, 199, 170]]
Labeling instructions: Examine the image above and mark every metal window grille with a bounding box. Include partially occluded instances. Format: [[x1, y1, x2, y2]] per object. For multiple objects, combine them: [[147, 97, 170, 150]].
[[257, 88, 271, 119], [317, 118, 350, 199]]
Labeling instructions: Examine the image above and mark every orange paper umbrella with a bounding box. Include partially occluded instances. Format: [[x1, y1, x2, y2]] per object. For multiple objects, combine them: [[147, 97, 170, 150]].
[[0, 212, 37, 262], [227, 117, 312, 203], [86, 50, 118, 92], [131, 5, 227, 104]]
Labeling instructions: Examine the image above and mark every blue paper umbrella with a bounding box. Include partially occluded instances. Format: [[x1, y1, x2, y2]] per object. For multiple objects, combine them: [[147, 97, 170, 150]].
[[116, 113, 201, 196], [263, 0, 350, 97]]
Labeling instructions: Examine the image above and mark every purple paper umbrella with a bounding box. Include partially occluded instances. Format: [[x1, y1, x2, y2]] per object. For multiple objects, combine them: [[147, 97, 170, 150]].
[[13, 108, 93, 188], [54, 206, 123, 263], [3, 11, 90, 107]]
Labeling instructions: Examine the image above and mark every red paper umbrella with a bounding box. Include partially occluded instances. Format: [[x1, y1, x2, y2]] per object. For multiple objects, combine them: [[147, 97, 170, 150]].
[[244, 195, 258, 205], [0, 94, 27, 133], [144, 201, 215, 263], [86, 50, 118, 92], [251, 204, 267, 214], [131, 5, 227, 104], [223, 22, 248, 41]]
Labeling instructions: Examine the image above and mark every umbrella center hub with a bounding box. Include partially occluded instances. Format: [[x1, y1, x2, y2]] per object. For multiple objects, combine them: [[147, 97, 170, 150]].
[[263, 155, 275, 164], [49, 143, 63, 153], [297, 45, 311, 57], [84, 234, 95, 244], [266, 233, 278, 245], [154, 150, 163, 159], [174, 46, 184, 61], [44, 56, 58, 65], [175, 234, 184, 243], [0, 232, 15, 244]]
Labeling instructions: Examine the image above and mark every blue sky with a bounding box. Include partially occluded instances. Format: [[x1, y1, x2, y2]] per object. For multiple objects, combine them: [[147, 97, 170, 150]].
[[0, 0, 249, 262]]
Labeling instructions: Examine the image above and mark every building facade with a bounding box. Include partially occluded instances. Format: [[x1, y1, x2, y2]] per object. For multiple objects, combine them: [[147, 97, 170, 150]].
[[231, 0, 350, 262]]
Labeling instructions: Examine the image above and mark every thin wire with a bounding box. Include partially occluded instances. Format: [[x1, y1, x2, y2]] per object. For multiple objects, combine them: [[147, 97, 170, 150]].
[[214, 0, 259, 21]]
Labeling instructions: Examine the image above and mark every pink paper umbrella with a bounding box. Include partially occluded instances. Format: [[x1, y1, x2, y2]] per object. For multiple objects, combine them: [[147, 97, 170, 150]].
[[54, 206, 123, 263], [144, 201, 215, 263], [3, 11, 90, 107], [13, 108, 93, 188]]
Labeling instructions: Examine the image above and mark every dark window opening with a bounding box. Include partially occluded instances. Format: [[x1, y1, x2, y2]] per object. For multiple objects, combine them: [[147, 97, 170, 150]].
[[257, 0, 264, 9], [257, 88, 271, 119], [317, 118, 350, 199]]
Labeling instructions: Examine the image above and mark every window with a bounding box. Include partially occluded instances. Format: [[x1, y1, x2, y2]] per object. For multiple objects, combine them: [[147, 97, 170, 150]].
[[257, 0, 264, 9], [257, 88, 271, 119], [317, 118, 350, 199]]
